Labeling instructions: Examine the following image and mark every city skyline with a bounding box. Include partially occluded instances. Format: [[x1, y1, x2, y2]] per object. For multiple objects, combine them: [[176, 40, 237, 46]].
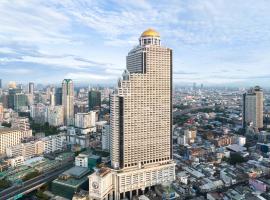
[[1, 1, 270, 87]]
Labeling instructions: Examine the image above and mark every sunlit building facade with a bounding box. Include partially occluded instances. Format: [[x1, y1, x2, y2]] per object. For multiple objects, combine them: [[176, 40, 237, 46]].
[[89, 29, 175, 200], [243, 86, 264, 129], [62, 79, 74, 126]]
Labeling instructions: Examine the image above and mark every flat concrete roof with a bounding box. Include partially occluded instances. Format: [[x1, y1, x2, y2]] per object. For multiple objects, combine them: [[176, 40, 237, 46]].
[[0, 127, 19, 134], [227, 144, 247, 152], [63, 166, 89, 178]]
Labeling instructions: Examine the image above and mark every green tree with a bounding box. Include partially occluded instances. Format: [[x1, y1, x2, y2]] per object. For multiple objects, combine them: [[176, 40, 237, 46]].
[[0, 179, 11, 189], [36, 191, 50, 200], [1, 122, 11, 128], [22, 171, 40, 181], [30, 121, 59, 136], [226, 153, 245, 165]]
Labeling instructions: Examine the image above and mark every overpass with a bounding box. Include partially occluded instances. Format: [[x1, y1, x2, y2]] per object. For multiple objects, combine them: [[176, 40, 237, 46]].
[[0, 162, 73, 200]]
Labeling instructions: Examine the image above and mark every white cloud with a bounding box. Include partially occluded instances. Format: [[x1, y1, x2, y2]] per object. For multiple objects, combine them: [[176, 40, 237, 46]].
[[0, 1, 71, 44], [0, 68, 32, 75]]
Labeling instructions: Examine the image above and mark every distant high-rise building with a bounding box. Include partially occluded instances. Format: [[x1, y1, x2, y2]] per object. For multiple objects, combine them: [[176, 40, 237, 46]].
[[46, 105, 64, 127], [62, 79, 74, 126], [0, 103, 3, 122], [88, 90, 101, 111], [30, 103, 47, 124], [89, 29, 175, 200], [243, 86, 264, 129], [50, 93, 55, 106], [193, 82, 197, 90], [55, 87, 62, 105], [8, 88, 28, 111], [18, 84, 23, 90], [0, 79, 2, 89], [28, 82, 34, 94]]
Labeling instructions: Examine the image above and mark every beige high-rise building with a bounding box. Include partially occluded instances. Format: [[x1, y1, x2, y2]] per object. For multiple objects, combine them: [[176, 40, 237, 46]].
[[243, 86, 264, 129], [62, 79, 74, 126], [89, 29, 175, 200]]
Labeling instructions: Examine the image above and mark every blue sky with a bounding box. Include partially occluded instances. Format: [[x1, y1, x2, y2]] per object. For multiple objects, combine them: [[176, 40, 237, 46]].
[[1, 0, 270, 87]]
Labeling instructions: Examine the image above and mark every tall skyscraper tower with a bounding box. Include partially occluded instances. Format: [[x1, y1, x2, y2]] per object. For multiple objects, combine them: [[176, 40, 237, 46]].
[[243, 86, 264, 130], [55, 87, 62, 105], [8, 88, 28, 111], [0, 79, 2, 89], [28, 82, 34, 94], [62, 79, 74, 126], [89, 29, 175, 200], [88, 90, 101, 111]]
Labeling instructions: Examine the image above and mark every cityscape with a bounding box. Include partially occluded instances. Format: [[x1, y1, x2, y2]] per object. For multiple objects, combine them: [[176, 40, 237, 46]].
[[1, 1, 270, 200]]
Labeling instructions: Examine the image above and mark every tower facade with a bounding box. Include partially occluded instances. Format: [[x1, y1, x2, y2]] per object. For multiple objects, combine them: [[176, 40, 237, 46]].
[[62, 79, 74, 126], [28, 82, 34, 94], [89, 29, 175, 200], [243, 86, 264, 130], [88, 90, 101, 111], [110, 28, 173, 169], [55, 87, 62, 105]]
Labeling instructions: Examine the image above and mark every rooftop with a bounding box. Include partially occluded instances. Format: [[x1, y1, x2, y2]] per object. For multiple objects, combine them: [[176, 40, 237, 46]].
[[63, 166, 90, 179], [227, 144, 247, 152], [0, 127, 19, 134]]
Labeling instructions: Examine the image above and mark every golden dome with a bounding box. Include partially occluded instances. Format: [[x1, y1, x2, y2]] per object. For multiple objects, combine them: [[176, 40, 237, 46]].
[[141, 28, 160, 37], [8, 81, 17, 89]]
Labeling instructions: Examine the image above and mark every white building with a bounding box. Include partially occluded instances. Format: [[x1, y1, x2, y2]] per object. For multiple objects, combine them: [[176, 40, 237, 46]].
[[0, 128, 32, 155], [6, 143, 24, 158], [6, 134, 66, 158], [6, 141, 39, 160], [75, 154, 88, 168], [11, 117, 30, 131], [42, 134, 66, 154], [238, 136, 246, 146], [177, 135, 187, 145], [95, 121, 107, 132], [75, 111, 96, 129], [102, 125, 110, 151], [46, 105, 64, 127], [66, 128, 90, 148], [9, 156, 24, 167], [89, 29, 175, 200], [30, 103, 46, 123]]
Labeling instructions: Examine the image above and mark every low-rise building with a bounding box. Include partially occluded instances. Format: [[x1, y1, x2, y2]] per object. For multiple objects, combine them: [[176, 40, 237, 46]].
[[0, 127, 32, 155], [42, 134, 66, 154], [75, 154, 89, 168], [9, 156, 25, 167]]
